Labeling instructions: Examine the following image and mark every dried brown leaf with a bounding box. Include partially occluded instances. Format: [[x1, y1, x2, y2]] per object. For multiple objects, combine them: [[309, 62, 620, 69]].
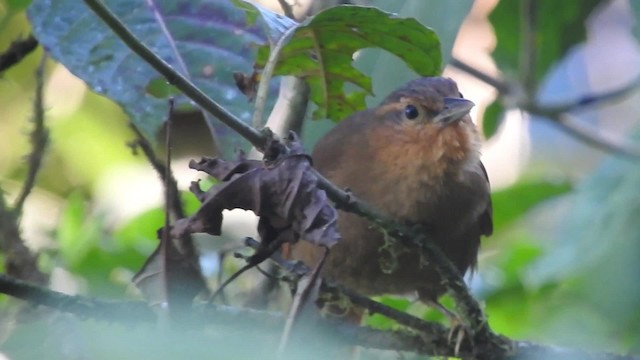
[[172, 134, 340, 250], [233, 71, 261, 101]]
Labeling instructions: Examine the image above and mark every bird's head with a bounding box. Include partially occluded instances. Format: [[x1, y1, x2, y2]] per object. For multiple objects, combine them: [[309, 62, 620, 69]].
[[369, 77, 481, 177]]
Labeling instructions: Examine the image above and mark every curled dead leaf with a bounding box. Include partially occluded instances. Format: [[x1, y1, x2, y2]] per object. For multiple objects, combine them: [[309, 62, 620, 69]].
[[173, 133, 340, 252]]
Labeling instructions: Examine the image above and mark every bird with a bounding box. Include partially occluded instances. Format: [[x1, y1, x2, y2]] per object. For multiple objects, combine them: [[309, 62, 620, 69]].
[[290, 76, 493, 323]]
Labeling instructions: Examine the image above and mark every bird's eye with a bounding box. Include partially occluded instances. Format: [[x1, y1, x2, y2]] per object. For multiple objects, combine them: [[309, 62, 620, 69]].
[[404, 104, 420, 120]]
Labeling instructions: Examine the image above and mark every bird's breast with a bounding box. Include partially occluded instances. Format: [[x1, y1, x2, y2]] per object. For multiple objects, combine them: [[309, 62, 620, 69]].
[[364, 121, 484, 230]]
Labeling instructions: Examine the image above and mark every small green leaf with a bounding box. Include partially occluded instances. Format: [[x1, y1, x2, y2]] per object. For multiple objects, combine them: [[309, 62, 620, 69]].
[[491, 180, 572, 233], [239, 3, 442, 121], [482, 100, 503, 139], [145, 77, 181, 99]]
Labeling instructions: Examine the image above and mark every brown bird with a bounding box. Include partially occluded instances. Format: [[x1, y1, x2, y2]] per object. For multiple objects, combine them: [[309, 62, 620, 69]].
[[291, 76, 493, 320]]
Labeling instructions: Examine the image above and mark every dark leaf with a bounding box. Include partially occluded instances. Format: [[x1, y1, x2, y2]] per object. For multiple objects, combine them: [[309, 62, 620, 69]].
[[27, 0, 269, 143], [172, 134, 340, 250]]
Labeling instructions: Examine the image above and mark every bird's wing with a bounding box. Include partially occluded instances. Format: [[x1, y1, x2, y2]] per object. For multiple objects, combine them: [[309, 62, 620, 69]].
[[477, 161, 493, 236]]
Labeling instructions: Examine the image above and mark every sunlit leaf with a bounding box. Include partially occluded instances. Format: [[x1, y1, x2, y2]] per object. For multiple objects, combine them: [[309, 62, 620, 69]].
[[238, 2, 442, 121]]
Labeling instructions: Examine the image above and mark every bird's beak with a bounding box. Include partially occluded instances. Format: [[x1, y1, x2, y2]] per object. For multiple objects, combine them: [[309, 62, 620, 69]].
[[433, 97, 475, 125]]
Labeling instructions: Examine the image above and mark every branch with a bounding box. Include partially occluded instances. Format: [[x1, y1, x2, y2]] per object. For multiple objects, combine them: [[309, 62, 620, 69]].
[[0, 34, 38, 74], [450, 57, 640, 159], [1, 273, 638, 360], [14, 54, 49, 214]]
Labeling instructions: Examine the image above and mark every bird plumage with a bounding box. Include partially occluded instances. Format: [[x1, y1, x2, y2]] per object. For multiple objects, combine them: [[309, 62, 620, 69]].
[[292, 77, 492, 303]]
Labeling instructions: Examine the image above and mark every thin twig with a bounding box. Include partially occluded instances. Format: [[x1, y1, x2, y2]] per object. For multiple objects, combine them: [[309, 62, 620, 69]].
[[277, 247, 328, 356], [14, 54, 49, 214], [450, 57, 511, 94], [144, 0, 221, 153], [450, 57, 640, 159], [252, 26, 298, 129], [0, 35, 38, 74], [159, 98, 174, 318], [208, 238, 287, 302], [129, 125, 185, 219], [525, 74, 640, 116]]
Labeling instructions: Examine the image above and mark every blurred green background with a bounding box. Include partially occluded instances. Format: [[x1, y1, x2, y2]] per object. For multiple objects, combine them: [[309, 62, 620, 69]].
[[1, 0, 640, 359]]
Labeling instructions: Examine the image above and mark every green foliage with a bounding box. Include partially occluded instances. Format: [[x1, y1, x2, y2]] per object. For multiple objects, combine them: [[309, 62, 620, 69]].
[[482, 100, 503, 139], [2, 0, 638, 357], [56, 192, 104, 268], [27, 0, 263, 140], [491, 179, 571, 233], [490, 0, 602, 83], [241, 2, 442, 121]]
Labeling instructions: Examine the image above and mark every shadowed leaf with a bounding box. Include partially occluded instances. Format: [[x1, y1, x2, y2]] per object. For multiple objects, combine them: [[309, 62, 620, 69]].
[[27, 0, 268, 143]]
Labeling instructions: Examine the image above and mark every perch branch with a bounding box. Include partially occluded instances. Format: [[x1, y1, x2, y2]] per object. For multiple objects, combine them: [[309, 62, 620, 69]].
[[0, 273, 638, 360]]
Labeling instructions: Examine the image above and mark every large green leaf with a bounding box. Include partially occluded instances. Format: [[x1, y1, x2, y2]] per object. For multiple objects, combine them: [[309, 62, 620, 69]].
[[490, 0, 602, 83], [27, 0, 266, 140], [241, 3, 442, 121]]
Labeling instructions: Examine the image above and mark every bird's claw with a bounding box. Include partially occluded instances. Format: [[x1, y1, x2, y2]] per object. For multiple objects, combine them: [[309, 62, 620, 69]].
[[447, 319, 473, 356]]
